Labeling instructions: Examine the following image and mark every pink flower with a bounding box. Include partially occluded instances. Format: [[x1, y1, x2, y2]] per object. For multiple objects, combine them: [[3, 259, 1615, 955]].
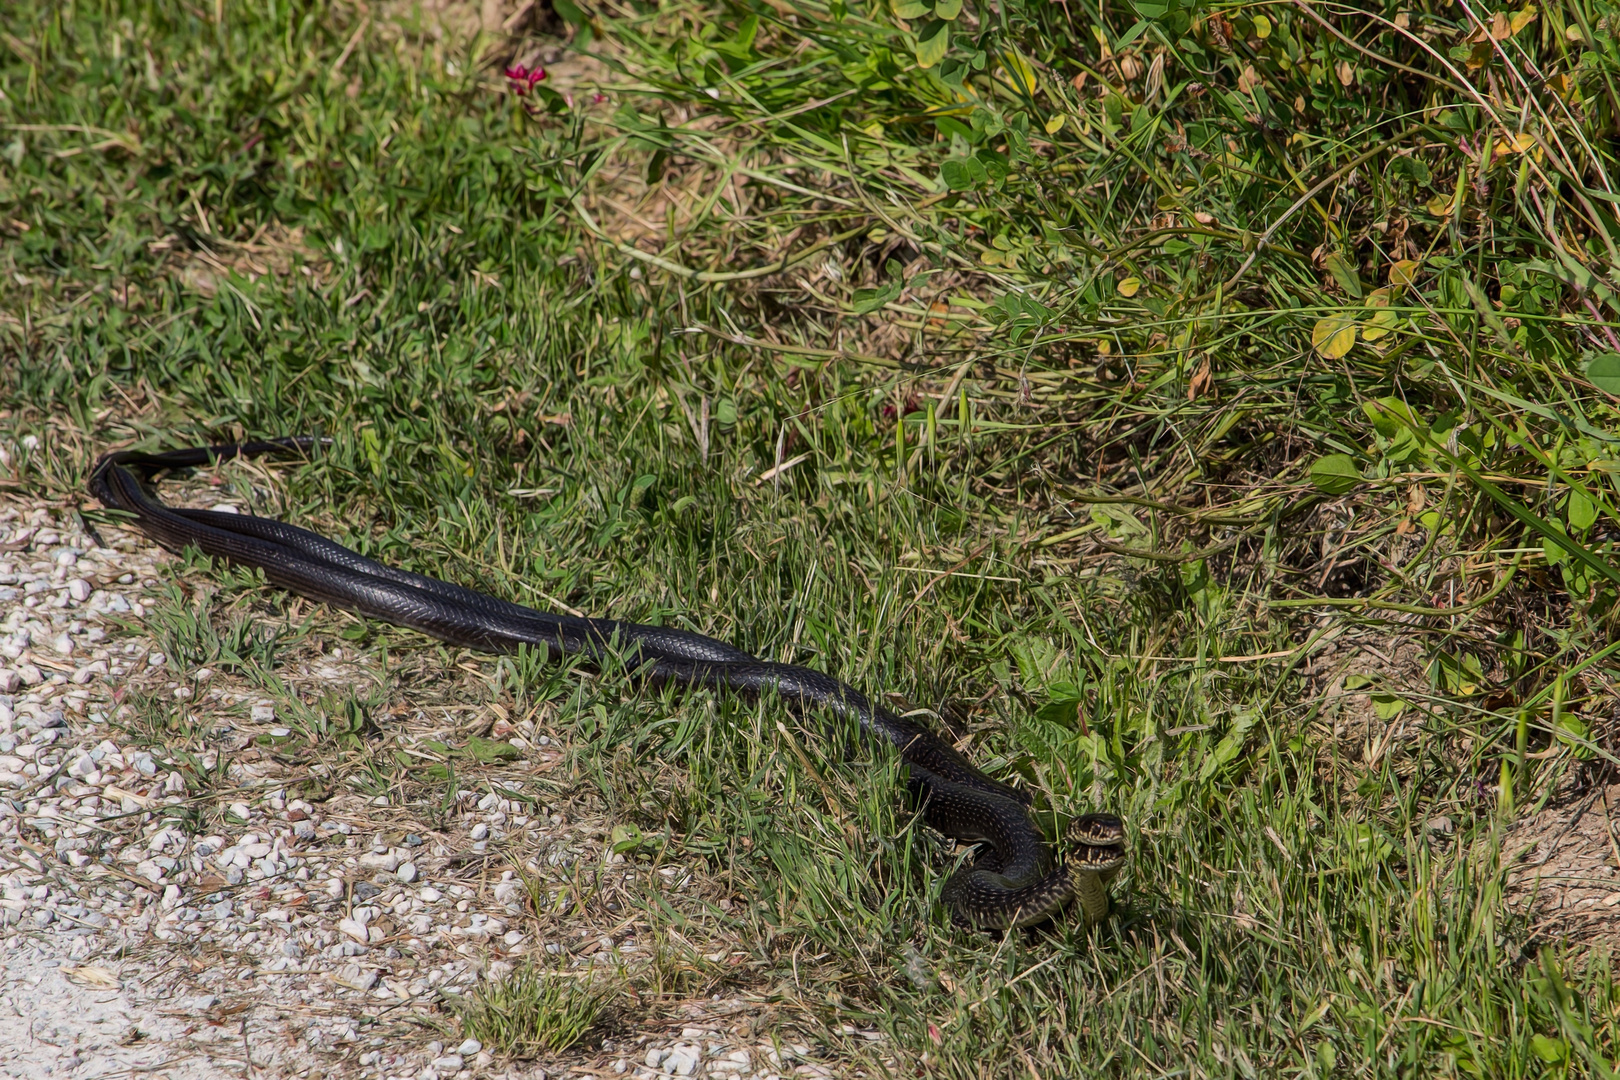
[[503, 64, 547, 96]]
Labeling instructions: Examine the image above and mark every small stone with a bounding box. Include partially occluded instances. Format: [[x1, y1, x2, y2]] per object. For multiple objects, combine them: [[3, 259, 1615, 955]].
[[250, 702, 276, 723], [352, 881, 383, 902], [469, 823, 489, 841], [665, 1049, 698, 1076], [1426, 816, 1455, 836], [457, 1039, 482, 1056], [430, 1055, 464, 1071], [228, 802, 252, 821], [359, 850, 402, 872], [0, 670, 17, 693], [67, 579, 90, 602], [337, 965, 378, 990], [16, 664, 42, 686], [339, 918, 370, 942], [397, 862, 418, 883], [71, 660, 107, 684]]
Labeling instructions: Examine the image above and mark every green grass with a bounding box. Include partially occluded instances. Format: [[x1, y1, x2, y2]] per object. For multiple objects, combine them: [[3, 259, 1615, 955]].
[[6, 0, 1620, 1074], [448, 962, 616, 1056]]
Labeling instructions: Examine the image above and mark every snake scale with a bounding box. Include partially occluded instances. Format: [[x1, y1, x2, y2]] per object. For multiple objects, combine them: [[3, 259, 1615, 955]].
[[89, 438, 1125, 929]]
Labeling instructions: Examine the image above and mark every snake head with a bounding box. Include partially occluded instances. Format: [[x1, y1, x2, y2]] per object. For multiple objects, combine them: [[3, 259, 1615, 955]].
[[1066, 812, 1127, 872]]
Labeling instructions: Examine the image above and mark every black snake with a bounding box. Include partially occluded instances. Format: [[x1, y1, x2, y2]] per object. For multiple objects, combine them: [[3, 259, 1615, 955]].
[[89, 438, 1124, 929]]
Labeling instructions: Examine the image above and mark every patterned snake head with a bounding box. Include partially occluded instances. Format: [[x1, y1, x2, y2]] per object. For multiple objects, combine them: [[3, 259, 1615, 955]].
[[1067, 812, 1127, 862], [1065, 812, 1127, 927]]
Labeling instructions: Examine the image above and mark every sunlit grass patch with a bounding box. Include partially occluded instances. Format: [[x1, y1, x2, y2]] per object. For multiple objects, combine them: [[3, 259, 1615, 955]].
[[446, 964, 617, 1058]]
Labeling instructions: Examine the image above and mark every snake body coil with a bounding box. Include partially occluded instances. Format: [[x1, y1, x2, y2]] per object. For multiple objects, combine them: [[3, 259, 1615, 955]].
[[90, 438, 1124, 929]]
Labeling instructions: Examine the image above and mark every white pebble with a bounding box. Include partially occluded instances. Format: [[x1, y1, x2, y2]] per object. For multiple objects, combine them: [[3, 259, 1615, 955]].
[[67, 579, 90, 602], [397, 862, 418, 883], [457, 1038, 482, 1056], [469, 823, 489, 841], [430, 1055, 463, 1071], [228, 802, 251, 821]]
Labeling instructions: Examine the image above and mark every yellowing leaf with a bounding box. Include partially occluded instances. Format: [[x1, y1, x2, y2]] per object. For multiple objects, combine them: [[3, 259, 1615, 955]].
[[980, 249, 1004, 266], [997, 48, 1039, 97], [1117, 277, 1141, 297], [1236, 64, 1261, 94], [1364, 286, 1392, 308], [1044, 114, 1067, 135], [1390, 260, 1420, 287], [1494, 131, 1535, 156], [1510, 6, 1538, 35], [914, 19, 950, 68], [1425, 192, 1454, 217], [1252, 14, 1272, 38], [1312, 315, 1357, 359]]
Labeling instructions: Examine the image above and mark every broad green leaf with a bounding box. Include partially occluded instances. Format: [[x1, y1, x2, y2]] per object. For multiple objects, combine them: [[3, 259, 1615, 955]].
[[1371, 693, 1406, 719], [1566, 488, 1597, 530], [1043, 114, 1067, 135], [914, 19, 950, 67], [852, 279, 902, 314], [610, 824, 648, 853], [464, 735, 521, 763], [1309, 453, 1362, 494], [1361, 308, 1398, 342], [933, 0, 962, 19], [1323, 251, 1363, 298], [1530, 1034, 1568, 1064], [1586, 351, 1620, 395], [1252, 14, 1272, 37], [939, 156, 989, 190], [891, 0, 930, 17], [1555, 712, 1592, 758], [1312, 315, 1357, 359], [1362, 397, 1420, 438]]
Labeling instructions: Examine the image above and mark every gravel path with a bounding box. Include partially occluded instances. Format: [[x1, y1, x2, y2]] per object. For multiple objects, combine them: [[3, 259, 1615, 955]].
[[0, 495, 861, 1080]]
